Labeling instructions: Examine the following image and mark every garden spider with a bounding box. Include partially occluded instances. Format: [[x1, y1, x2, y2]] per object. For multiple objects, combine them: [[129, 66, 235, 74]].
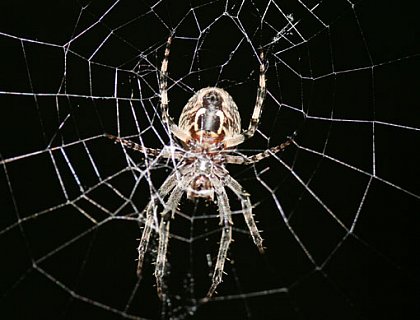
[[106, 36, 294, 299]]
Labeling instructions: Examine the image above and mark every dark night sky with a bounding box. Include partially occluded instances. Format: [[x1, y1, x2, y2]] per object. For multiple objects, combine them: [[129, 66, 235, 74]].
[[0, 1, 419, 319]]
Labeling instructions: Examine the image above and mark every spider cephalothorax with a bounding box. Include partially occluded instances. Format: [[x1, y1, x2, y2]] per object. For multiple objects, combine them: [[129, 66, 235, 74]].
[[106, 36, 294, 299]]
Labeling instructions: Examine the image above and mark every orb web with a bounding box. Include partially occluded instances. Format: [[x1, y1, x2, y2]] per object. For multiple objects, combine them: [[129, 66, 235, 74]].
[[1, 1, 419, 319]]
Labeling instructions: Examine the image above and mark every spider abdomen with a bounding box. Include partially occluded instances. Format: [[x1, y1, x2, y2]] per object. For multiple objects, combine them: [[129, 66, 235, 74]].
[[178, 87, 242, 145]]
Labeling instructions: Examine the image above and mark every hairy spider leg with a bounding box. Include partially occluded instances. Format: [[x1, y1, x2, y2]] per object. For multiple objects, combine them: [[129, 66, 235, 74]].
[[159, 36, 190, 143], [225, 132, 296, 165], [159, 36, 172, 128], [225, 175, 265, 253], [155, 174, 194, 299], [136, 172, 178, 277], [105, 133, 185, 160], [206, 178, 233, 298], [223, 51, 267, 148]]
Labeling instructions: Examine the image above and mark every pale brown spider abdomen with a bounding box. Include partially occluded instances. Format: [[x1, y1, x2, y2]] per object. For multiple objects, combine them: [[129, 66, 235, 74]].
[[179, 87, 242, 147]]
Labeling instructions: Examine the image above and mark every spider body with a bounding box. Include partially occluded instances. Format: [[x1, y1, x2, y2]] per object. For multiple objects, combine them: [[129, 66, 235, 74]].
[[180, 87, 241, 200], [106, 36, 294, 299]]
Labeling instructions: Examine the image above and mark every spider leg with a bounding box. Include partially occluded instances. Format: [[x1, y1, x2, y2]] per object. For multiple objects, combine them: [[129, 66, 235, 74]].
[[155, 212, 171, 299], [137, 171, 178, 277], [159, 36, 191, 143], [226, 175, 265, 253], [243, 51, 267, 139], [159, 36, 173, 128], [106, 133, 184, 160], [207, 179, 233, 298], [155, 175, 192, 299], [223, 51, 266, 148], [225, 132, 295, 165]]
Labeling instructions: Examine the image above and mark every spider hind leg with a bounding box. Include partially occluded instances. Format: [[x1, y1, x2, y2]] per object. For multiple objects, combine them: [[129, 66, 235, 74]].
[[207, 225, 232, 298], [207, 180, 233, 298], [226, 175, 265, 253], [154, 176, 190, 299]]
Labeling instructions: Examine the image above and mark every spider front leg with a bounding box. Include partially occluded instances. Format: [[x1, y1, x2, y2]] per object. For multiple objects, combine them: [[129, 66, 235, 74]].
[[159, 36, 173, 129], [224, 51, 266, 148], [243, 51, 267, 140], [159, 36, 191, 143]]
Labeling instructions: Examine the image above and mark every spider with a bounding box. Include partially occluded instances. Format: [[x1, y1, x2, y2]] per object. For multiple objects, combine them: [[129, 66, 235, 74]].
[[106, 36, 294, 299]]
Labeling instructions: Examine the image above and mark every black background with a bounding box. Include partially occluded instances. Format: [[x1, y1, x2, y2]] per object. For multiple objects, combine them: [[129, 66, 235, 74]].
[[1, 1, 419, 319]]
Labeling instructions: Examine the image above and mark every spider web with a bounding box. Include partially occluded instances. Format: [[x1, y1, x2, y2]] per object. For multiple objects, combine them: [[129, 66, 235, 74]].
[[1, 0, 419, 319]]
